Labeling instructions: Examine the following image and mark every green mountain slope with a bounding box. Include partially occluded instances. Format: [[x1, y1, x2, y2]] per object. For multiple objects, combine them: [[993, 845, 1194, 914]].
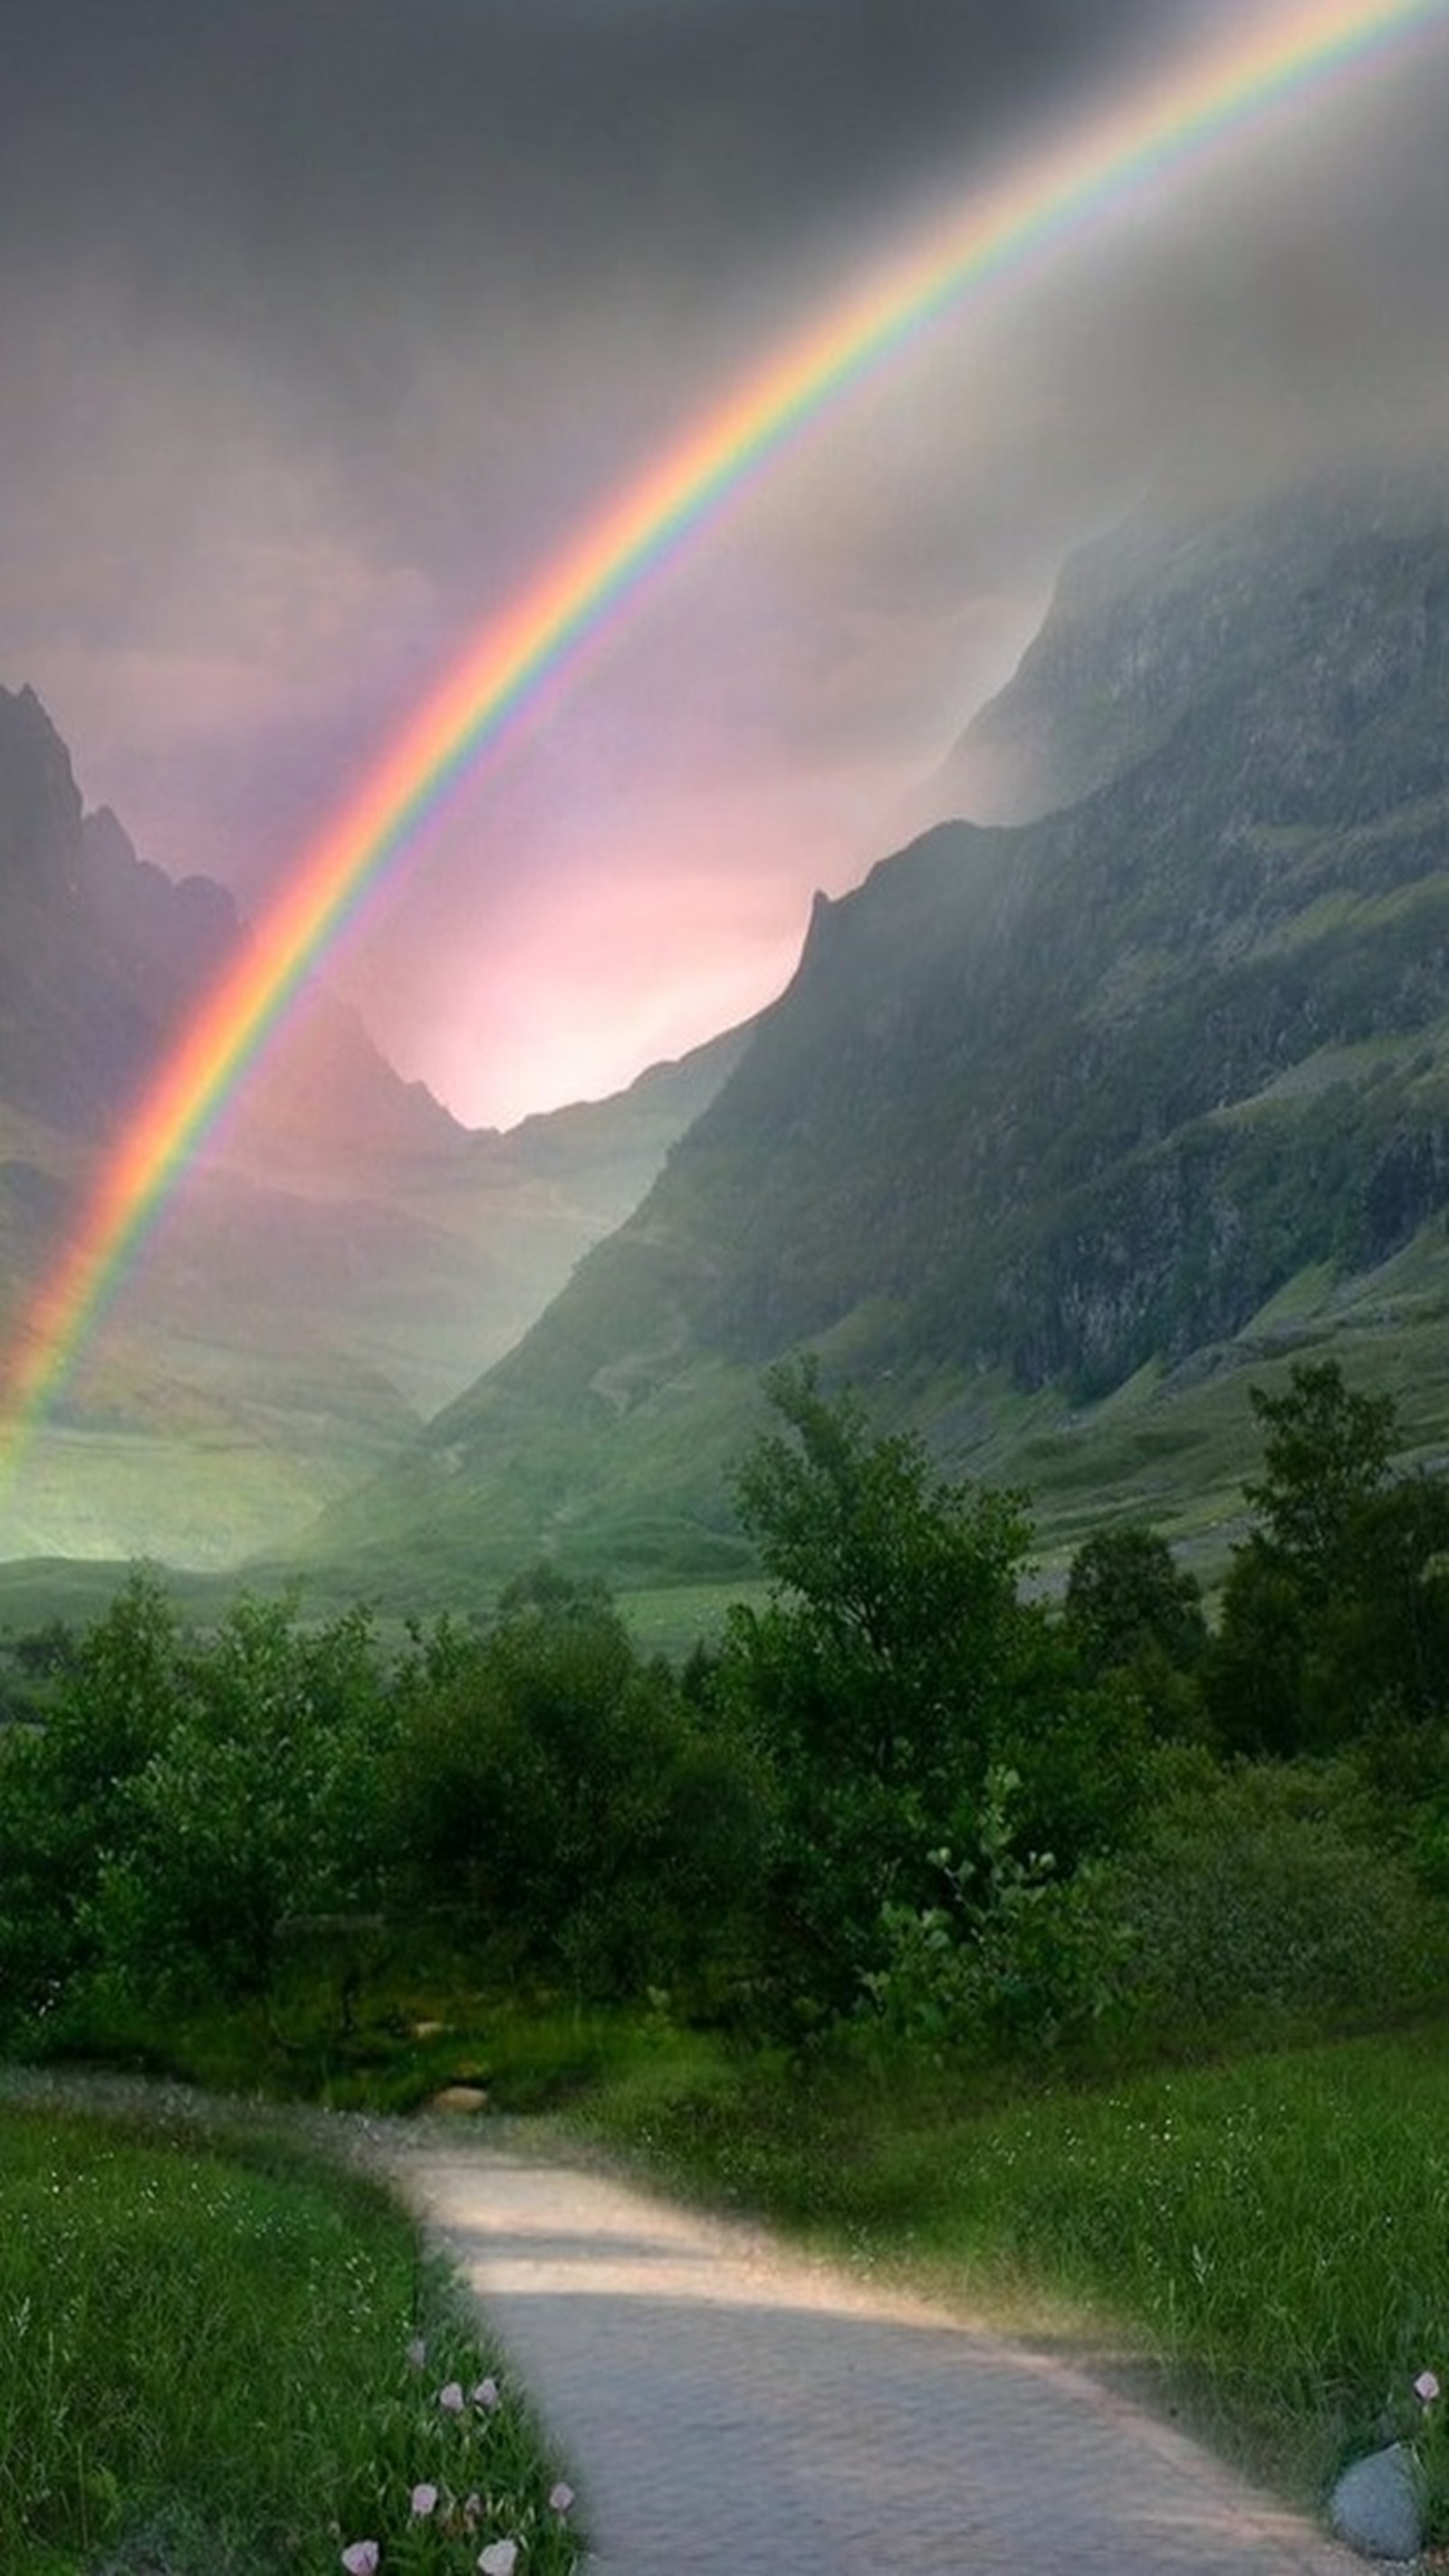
[[291, 479, 1449, 1610]]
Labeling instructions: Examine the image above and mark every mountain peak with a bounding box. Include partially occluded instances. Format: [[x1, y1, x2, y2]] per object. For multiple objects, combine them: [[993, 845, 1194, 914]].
[[937, 467, 1449, 829], [82, 802, 240, 995], [0, 681, 86, 905]]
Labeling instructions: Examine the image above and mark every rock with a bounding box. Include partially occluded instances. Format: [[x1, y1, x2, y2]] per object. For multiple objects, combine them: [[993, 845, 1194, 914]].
[[427, 2085, 490, 2115], [1329, 2442, 1425, 2560]]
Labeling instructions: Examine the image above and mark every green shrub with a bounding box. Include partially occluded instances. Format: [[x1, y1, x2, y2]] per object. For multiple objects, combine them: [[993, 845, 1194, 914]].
[[1101, 1756, 1444, 2040], [858, 1767, 1137, 2058], [389, 1573, 772, 2005]]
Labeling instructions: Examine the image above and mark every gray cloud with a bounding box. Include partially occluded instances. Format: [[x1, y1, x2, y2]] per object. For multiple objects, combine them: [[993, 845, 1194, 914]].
[[4, 0, 1449, 1120]]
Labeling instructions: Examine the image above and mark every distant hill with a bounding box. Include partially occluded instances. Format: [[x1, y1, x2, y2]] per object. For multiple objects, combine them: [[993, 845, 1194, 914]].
[[290, 473, 1449, 1609], [0, 682, 747, 1567]]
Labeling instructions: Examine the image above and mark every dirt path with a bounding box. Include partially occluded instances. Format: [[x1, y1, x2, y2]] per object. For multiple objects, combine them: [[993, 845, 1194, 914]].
[[381, 2119, 1362, 2576]]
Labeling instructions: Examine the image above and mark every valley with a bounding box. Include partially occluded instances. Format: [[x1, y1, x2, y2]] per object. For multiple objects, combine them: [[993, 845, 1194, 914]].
[[8, 476, 1449, 1624]]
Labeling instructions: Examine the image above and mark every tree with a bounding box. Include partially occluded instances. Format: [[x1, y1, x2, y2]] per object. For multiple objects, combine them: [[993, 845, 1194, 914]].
[[391, 1571, 769, 2002], [721, 1360, 1062, 2014], [1312, 1474, 1449, 1745], [728, 1356, 1032, 1793], [1204, 1544, 1315, 1759], [1062, 1523, 1207, 1739], [85, 1595, 398, 2002], [1243, 1359, 1395, 1598], [0, 1577, 403, 2023], [1206, 1359, 1449, 1755], [0, 1572, 187, 2033]]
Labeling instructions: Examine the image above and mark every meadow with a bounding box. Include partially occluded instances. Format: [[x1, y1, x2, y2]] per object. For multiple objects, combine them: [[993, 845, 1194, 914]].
[[0, 2078, 581, 2576], [7, 2014, 1449, 2569], [4, 1350, 1449, 2563]]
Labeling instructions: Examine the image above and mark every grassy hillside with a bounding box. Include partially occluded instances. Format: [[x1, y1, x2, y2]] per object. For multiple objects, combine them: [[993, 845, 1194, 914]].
[[274, 485, 1449, 1620]]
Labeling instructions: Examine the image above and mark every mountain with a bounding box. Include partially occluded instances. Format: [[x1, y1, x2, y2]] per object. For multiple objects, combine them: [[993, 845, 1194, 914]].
[[291, 473, 1449, 1608], [0, 687, 218, 1138], [0, 684, 747, 1567], [931, 485, 1402, 825]]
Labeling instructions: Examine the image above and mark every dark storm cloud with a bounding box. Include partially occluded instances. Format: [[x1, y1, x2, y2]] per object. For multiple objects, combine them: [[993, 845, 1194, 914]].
[[2, 1, 1164, 270], [0, 0, 1180, 829], [0, 0, 1171, 505]]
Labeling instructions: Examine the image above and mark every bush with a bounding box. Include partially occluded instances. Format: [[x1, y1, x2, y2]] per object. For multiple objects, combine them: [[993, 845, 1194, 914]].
[[86, 1598, 398, 2004], [1100, 1755, 1445, 2042], [389, 1574, 772, 2005], [858, 1770, 1136, 2059], [0, 1579, 401, 2035]]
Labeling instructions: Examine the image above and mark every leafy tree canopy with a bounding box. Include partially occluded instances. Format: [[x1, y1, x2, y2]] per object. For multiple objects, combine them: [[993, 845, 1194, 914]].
[[1064, 1523, 1207, 1679], [1210, 1358, 1449, 1755], [721, 1360, 1147, 2018], [1243, 1359, 1395, 1594], [729, 1355, 1032, 1789]]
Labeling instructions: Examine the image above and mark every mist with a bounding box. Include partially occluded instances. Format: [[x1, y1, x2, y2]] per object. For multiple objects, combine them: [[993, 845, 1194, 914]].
[[5, 0, 1449, 1122]]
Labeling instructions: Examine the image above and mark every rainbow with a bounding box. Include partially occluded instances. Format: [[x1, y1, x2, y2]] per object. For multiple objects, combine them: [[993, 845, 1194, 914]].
[[3, 0, 1446, 1475]]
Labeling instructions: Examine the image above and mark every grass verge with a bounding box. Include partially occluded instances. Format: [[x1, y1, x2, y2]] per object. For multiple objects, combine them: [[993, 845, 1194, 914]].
[[571, 2015, 1449, 2527], [0, 2074, 582, 2576]]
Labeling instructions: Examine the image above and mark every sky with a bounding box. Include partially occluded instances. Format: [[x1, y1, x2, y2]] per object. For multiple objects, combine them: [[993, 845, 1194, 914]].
[[5, 1, 1449, 1128]]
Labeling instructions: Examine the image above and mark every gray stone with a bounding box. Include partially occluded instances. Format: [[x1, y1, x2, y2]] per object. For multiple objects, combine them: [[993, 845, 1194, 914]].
[[1329, 2442, 1425, 2560]]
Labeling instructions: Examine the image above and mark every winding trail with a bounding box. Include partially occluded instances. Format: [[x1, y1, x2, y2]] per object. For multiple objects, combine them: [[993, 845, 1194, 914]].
[[382, 2120, 1362, 2576]]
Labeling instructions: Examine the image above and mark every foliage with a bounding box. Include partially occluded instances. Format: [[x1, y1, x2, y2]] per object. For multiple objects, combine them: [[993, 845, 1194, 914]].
[[718, 1360, 1028, 2008], [4, 1354, 1448, 2077], [1320, 1475, 1449, 1736], [87, 1595, 398, 2004], [1204, 1544, 1316, 1759], [1209, 1360, 1449, 1754], [1062, 1521, 1207, 1741], [717, 1359, 1145, 2019], [858, 1767, 1136, 2058], [1097, 1752, 1440, 2040], [1243, 1360, 1395, 1592], [0, 1620, 74, 1728], [0, 1574, 189, 2032], [389, 1571, 771, 2004], [0, 1562, 772, 2044], [0, 1577, 401, 2033]]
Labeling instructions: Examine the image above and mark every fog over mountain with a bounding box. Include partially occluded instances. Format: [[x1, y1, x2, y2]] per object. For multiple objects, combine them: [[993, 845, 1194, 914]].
[[5, 2, 1449, 1120], [6, 459, 1449, 1587]]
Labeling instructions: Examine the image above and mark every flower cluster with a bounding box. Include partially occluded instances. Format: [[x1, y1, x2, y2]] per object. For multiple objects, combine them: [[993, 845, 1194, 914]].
[[337, 2338, 580, 2574]]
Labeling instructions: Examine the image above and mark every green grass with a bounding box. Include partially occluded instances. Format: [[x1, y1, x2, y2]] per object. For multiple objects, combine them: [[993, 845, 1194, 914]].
[[38, 1966, 708, 2125], [571, 2018, 1449, 2523], [0, 2076, 583, 2576], [14, 1974, 1449, 2547], [0, 1559, 235, 1634], [616, 1578, 763, 1658], [8, 1192, 1449, 1631]]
